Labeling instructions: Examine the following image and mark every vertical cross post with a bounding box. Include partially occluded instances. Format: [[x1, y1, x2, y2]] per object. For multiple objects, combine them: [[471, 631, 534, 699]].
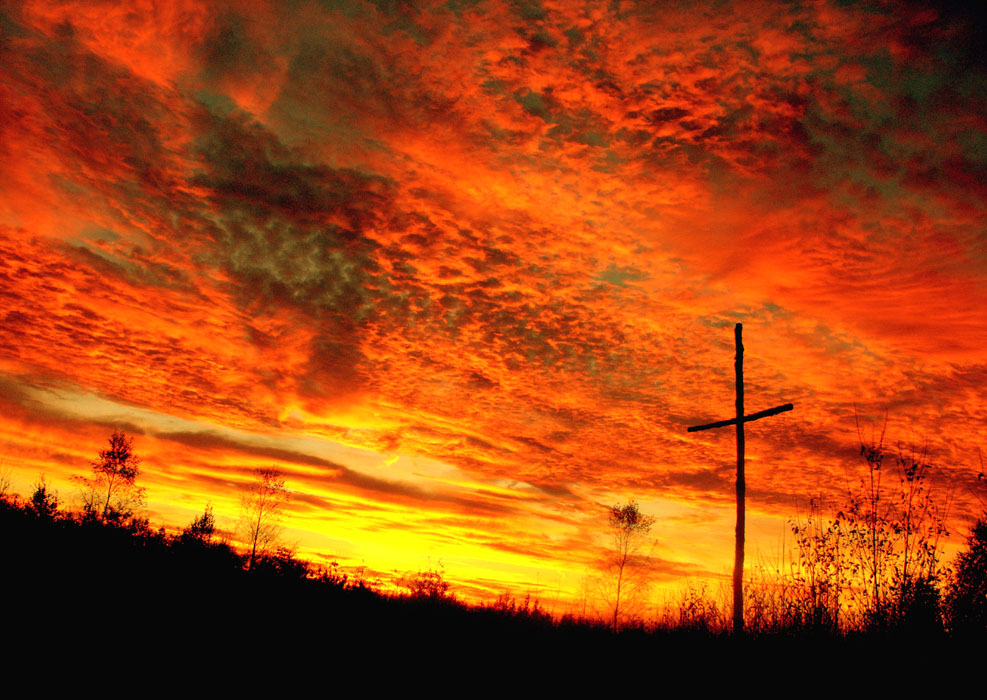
[[687, 323, 793, 636], [733, 323, 745, 635]]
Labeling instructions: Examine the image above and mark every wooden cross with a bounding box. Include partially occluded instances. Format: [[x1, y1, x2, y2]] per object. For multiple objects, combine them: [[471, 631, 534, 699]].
[[687, 323, 793, 635]]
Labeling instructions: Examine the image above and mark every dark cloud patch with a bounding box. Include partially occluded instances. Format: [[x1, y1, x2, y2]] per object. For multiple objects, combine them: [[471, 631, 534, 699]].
[[463, 435, 499, 453], [513, 87, 554, 122], [596, 263, 648, 288], [156, 430, 347, 470], [653, 468, 733, 501], [525, 480, 575, 499], [510, 0, 549, 23], [511, 434, 558, 455], [289, 489, 336, 512], [364, 0, 435, 44], [783, 6, 987, 223], [543, 109, 613, 149], [267, 20, 455, 141], [193, 110, 393, 230], [648, 107, 691, 123], [188, 109, 415, 402], [198, 10, 271, 82], [467, 371, 496, 390]]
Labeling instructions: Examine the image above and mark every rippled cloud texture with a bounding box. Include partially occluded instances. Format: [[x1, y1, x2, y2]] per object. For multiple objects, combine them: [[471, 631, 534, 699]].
[[1, 0, 985, 602]]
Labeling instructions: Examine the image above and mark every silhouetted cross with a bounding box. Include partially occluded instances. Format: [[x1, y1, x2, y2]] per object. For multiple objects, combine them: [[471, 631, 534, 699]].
[[687, 323, 793, 635]]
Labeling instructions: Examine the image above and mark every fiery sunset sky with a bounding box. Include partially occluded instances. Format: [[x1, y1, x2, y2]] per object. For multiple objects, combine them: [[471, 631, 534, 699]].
[[1, 0, 986, 607]]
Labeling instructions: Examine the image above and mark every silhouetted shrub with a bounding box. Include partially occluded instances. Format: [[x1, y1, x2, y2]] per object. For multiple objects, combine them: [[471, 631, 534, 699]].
[[401, 564, 453, 601], [250, 546, 311, 582], [181, 504, 215, 544], [30, 475, 59, 519]]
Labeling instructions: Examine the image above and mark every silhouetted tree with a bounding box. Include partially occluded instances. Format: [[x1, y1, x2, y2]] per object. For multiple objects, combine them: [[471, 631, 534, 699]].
[[0, 463, 12, 501], [237, 466, 290, 570], [602, 500, 656, 632], [30, 474, 59, 519], [313, 560, 348, 587], [74, 430, 145, 523], [947, 518, 987, 635]]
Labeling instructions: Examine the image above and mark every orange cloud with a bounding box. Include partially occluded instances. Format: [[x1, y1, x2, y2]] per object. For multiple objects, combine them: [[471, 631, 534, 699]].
[[1, 0, 985, 608]]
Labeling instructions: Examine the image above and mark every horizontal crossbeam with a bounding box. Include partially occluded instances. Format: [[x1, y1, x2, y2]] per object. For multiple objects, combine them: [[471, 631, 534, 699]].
[[687, 403, 793, 433]]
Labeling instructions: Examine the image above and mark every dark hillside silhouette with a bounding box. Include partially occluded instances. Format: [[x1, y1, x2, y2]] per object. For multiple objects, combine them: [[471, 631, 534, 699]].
[[0, 490, 974, 680]]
